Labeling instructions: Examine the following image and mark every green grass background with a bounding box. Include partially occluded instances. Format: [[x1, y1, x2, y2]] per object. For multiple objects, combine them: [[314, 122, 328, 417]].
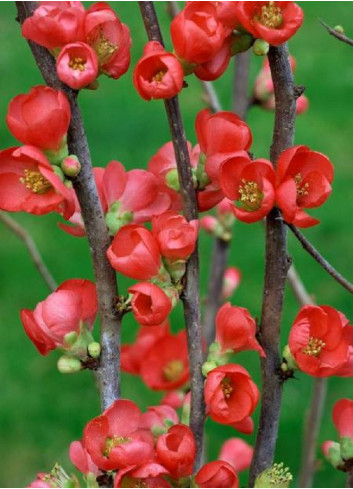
[[0, 1, 353, 487]]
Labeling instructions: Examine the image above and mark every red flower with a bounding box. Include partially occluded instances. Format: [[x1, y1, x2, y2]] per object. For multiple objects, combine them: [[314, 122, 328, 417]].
[[195, 461, 239, 488], [156, 424, 196, 479], [107, 224, 161, 280], [194, 37, 231, 81], [140, 331, 189, 391], [128, 282, 173, 326], [237, 2, 304, 46], [22, 2, 85, 50], [122, 324, 169, 375], [333, 399, 353, 439], [196, 109, 252, 183], [276, 145, 334, 228], [57, 42, 99, 90], [219, 152, 276, 223], [133, 42, 184, 101], [0, 146, 74, 218], [83, 400, 154, 471], [69, 441, 99, 476], [171, 2, 228, 65], [288, 305, 352, 377], [216, 303, 265, 357], [204, 364, 260, 433], [214, 2, 241, 29], [21, 279, 97, 355], [84, 2, 131, 79], [114, 463, 171, 488], [161, 391, 186, 410], [219, 438, 253, 473], [152, 211, 199, 262], [222, 268, 241, 299], [6, 86, 71, 151], [139, 405, 179, 433]]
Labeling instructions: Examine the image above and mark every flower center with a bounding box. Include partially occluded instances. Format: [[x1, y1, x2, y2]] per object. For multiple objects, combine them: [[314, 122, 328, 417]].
[[302, 336, 326, 357], [20, 169, 51, 194], [294, 173, 310, 197], [122, 477, 147, 489], [103, 435, 132, 457], [69, 57, 86, 71], [221, 377, 233, 400], [163, 360, 184, 382], [257, 2, 283, 29], [94, 29, 117, 64], [152, 69, 167, 83], [238, 179, 263, 211]]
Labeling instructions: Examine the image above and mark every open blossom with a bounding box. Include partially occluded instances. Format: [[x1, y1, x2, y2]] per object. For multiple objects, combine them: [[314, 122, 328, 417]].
[[57, 42, 99, 89], [195, 461, 239, 488], [236, 2, 304, 46], [276, 145, 334, 227], [83, 400, 154, 471], [22, 2, 85, 50], [69, 441, 99, 476], [219, 151, 276, 223], [204, 364, 260, 433], [152, 211, 199, 262], [156, 424, 196, 479], [0, 145, 74, 218], [128, 282, 173, 326], [222, 268, 241, 299], [219, 438, 253, 473], [288, 305, 352, 377], [333, 399, 353, 439], [20, 279, 97, 355], [107, 224, 161, 280], [84, 2, 131, 79], [6, 86, 71, 151], [171, 2, 228, 65], [216, 303, 265, 357], [114, 463, 170, 488], [196, 109, 252, 184], [140, 330, 189, 391], [133, 41, 184, 101]]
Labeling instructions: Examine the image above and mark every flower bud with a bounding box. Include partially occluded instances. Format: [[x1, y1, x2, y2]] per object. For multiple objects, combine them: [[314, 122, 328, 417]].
[[202, 360, 217, 377], [165, 169, 180, 191], [61, 155, 81, 177], [282, 345, 298, 371], [88, 341, 101, 359], [57, 355, 82, 374], [340, 436, 353, 461], [334, 25, 345, 34], [255, 463, 293, 488], [322, 441, 343, 469], [252, 39, 270, 56]]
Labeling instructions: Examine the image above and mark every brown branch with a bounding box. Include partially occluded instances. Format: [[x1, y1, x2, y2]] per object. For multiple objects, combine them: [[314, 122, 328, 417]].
[[249, 44, 296, 486], [319, 19, 353, 47], [138, 1, 204, 471], [16, 1, 122, 411], [347, 471, 353, 488], [288, 224, 353, 295], [0, 211, 57, 292]]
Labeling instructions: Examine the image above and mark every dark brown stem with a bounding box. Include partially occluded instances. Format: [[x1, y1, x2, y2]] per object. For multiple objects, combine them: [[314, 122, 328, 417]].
[[0, 211, 57, 292], [320, 19, 353, 47], [138, 1, 204, 471], [16, 1, 121, 411], [347, 471, 353, 488], [249, 44, 296, 486], [288, 223, 353, 295]]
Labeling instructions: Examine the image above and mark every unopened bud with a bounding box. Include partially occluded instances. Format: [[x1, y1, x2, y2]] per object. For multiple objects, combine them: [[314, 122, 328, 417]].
[[57, 355, 82, 374], [253, 39, 270, 56], [166, 169, 180, 191], [322, 441, 343, 469], [61, 155, 81, 178], [255, 463, 293, 488], [88, 341, 101, 359], [202, 361, 217, 377], [334, 25, 345, 34], [340, 436, 353, 460], [282, 345, 298, 371]]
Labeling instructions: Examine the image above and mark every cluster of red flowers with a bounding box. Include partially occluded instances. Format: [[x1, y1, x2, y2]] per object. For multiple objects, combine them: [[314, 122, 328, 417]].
[[22, 2, 131, 90]]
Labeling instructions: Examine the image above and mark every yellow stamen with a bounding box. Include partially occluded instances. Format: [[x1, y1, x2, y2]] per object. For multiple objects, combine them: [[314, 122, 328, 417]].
[[20, 169, 51, 194], [221, 377, 234, 400], [103, 435, 132, 457], [69, 57, 86, 71], [93, 28, 117, 64], [163, 360, 184, 382], [302, 337, 326, 357], [294, 173, 310, 197], [238, 179, 263, 211], [152, 70, 167, 83], [257, 1, 283, 29]]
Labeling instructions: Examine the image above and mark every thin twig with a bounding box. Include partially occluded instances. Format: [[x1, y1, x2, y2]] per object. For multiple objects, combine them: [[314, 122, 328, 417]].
[[16, 1, 122, 411], [249, 44, 296, 486], [288, 223, 353, 295], [319, 19, 353, 47], [138, 1, 204, 471], [233, 51, 251, 118], [0, 212, 57, 292]]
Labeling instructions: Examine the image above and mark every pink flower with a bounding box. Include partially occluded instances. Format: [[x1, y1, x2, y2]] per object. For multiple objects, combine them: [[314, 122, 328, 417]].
[[128, 282, 173, 326], [333, 399, 353, 439], [219, 438, 253, 472], [57, 42, 98, 90], [69, 441, 99, 476]]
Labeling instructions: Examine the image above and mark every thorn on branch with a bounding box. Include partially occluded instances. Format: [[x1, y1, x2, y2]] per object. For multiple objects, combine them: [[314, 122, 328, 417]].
[[294, 85, 306, 99]]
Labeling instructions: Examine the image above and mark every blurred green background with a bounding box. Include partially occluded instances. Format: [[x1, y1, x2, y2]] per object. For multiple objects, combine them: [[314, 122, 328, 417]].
[[1, 2, 353, 487]]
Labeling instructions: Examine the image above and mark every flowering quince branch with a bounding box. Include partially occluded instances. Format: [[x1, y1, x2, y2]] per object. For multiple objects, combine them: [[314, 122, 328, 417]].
[[288, 223, 353, 295], [16, 1, 122, 409], [138, 1, 205, 471], [249, 44, 296, 486], [0, 211, 57, 292], [319, 19, 353, 48]]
